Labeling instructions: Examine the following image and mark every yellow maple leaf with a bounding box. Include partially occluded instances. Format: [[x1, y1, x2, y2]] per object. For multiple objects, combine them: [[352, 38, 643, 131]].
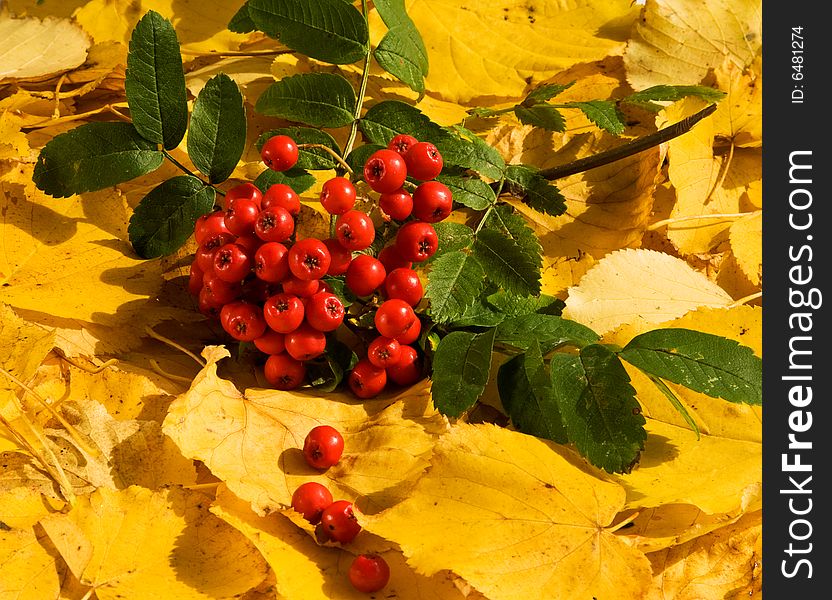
[[712, 53, 762, 148], [163, 346, 449, 515], [0, 14, 90, 82], [39, 486, 270, 599], [727, 211, 762, 287], [362, 423, 652, 600], [0, 527, 69, 600]]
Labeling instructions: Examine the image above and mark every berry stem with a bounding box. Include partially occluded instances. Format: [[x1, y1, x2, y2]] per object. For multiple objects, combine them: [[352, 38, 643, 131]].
[[298, 143, 354, 175], [473, 179, 504, 235], [341, 0, 372, 165], [162, 150, 226, 197]]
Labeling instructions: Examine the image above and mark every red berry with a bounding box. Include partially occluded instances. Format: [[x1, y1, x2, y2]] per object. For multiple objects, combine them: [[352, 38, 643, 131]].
[[223, 182, 262, 210], [291, 482, 333, 524], [213, 243, 253, 283], [254, 242, 290, 283], [194, 210, 229, 245], [288, 238, 331, 281], [411, 180, 453, 223], [404, 141, 443, 181], [335, 210, 375, 251], [263, 293, 305, 333], [395, 315, 421, 345], [188, 261, 204, 296], [263, 352, 306, 390], [378, 187, 413, 221], [282, 276, 320, 298], [262, 183, 301, 217], [284, 322, 327, 361], [195, 232, 236, 272], [348, 358, 387, 399], [220, 301, 267, 342], [261, 134, 299, 171], [241, 278, 274, 304], [384, 267, 423, 306], [303, 425, 344, 470], [367, 336, 402, 369], [387, 133, 418, 156], [320, 500, 361, 544], [320, 176, 356, 215], [345, 255, 386, 298], [253, 328, 286, 355], [201, 270, 241, 306], [349, 554, 390, 594], [377, 245, 412, 272], [394, 221, 438, 262], [305, 292, 345, 332], [323, 238, 352, 276], [197, 288, 222, 318], [363, 149, 407, 193], [386, 345, 422, 386], [234, 233, 262, 255], [254, 206, 295, 243], [374, 299, 418, 341], [224, 197, 260, 236]]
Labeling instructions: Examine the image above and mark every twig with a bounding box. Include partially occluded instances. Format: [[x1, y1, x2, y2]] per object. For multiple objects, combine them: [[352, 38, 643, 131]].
[[144, 326, 207, 368]]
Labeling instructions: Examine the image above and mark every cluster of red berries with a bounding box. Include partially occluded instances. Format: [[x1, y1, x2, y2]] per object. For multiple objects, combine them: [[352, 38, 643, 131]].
[[292, 425, 390, 594], [187, 132, 452, 399]]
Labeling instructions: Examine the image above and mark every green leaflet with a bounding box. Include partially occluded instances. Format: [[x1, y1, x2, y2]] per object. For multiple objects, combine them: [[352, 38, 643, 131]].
[[255, 72, 357, 128], [424, 251, 485, 323], [431, 328, 496, 418]]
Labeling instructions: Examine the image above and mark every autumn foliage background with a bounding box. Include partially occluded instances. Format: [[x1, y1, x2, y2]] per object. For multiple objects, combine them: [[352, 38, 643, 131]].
[[0, 1, 762, 599]]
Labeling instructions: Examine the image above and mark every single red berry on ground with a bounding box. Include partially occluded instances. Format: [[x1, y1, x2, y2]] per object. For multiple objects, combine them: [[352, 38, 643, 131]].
[[349, 554, 391, 594], [291, 482, 334, 524], [303, 425, 345, 470], [319, 500, 361, 543]]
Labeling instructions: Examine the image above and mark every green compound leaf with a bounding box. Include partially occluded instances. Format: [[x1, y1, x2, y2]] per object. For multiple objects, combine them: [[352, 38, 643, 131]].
[[523, 82, 573, 104], [228, 2, 256, 33], [495, 314, 600, 354], [619, 328, 763, 405], [504, 164, 566, 217], [438, 126, 505, 181], [359, 100, 448, 146], [431, 328, 496, 418], [514, 104, 566, 132], [256, 127, 342, 170], [253, 167, 316, 195], [424, 251, 486, 324], [551, 345, 647, 474], [425, 221, 475, 264], [562, 100, 625, 136], [371, 0, 428, 93], [247, 0, 368, 65], [124, 10, 188, 150], [188, 73, 246, 183], [485, 290, 564, 317], [435, 173, 495, 211], [473, 229, 540, 296], [33, 122, 164, 197], [128, 175, 216, 259], [255, 72, 356, 128], [498, 340, 568, 444], [624, 84, 727, 111]]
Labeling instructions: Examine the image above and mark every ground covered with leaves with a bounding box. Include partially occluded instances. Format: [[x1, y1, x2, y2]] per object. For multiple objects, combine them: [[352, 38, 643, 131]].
[[1, 0, 761, 598]]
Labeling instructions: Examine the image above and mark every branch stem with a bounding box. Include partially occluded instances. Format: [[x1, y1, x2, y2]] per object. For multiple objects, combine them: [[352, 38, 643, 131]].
[[341, 0, 372, 169]]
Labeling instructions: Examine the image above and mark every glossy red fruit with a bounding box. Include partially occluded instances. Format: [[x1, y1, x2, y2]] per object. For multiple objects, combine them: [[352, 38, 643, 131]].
[[213, 243, 252, 283], [201, 270, 241, 306], [223, 182, 262, 210], [374, 299, 418, 341], [197, 288, 222, 319], [194, 210, 230, 245], [288, 238, 331, 281], [386, 345, 422, 386], [349, 554, 390, 594], [262, 183, 301, 217], [377, 245, 412, 272], [348, 358, 387, 399], [224, 197, 259, 236], [234, 233, 262, 255], [323, 238, 352, 276], [254, 206, 294, 243], [263, 352, 306, 390], [261, 134, 299, 171], [305, 292, 345, 332], [195, 232, 236, 272], [253, 328, 285, 355], [335, 210, 375, 251], [253, 242, 290, 283], [291, 482, 333, 524], [345, 255, 386, 297], [387, 133, 418, 156], [219, 301, 267, 342], [282, 276, 320, 298], [411, 180, 453, 223], [320, 500, 361, 544], [263, 293, 305, 333], [303, 425, 344, 470], [284, 322, 327, 361], [363, 148, 407, 193], [378, 187, 413, 221], [384, 267, 423, 306], [188, 261, 204, 296], [395, 315, 421, 345], [404, 141, 443, 181], [320, 176, 356, 215], [394, 221, 438, 262], [367, 336, 402, 369]]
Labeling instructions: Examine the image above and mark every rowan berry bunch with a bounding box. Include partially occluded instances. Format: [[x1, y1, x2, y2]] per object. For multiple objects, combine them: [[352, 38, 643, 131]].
[[187, 132, 450, 399]]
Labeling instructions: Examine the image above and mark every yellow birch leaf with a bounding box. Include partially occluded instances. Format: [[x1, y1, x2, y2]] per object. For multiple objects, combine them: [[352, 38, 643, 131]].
[[0, 14, 90, 82], [163, 346, 449, 515], [712, 53, 762, 147], [612, 418, 761, 516], [561, 248, 734, 335], [0, 484, 64, 530], [0, 526, 68, 600], [624, 0, 762, 90], [0, 303, 56, 391], [727, 211, 762, 287], [39, 486, 270, 600], [645, 510, 762, 600], [0, 111, 30, 162], [212, 485, 471, 600], [0, 452, 65, 511], [402, 0, 637, 103], [5, 0, 86, 19], [362, 423, 652, 600]]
